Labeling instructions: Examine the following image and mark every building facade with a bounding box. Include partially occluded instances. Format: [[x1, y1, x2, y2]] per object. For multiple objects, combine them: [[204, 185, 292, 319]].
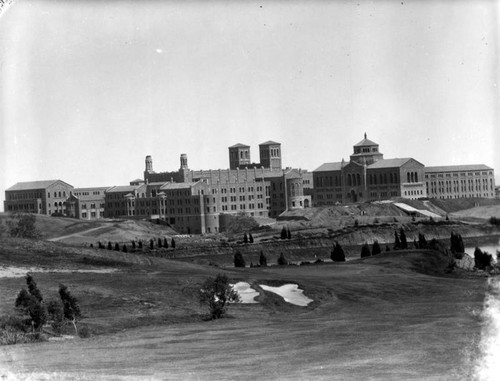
[[313, 135, 426, 206], [424, 165, 495, 199], [65, 187, 109, 220]]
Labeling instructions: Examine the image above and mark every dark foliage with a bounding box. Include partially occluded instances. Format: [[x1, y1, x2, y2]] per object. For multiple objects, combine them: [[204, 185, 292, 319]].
[[360, 243, 371, 258], [171, 238, 176, 249], [138, 241, 143, 249], [287, 228, 292, 240], [259, 251, 267, 267], [7, 213, 41, 239], [331, 242, 346, 262], [243, 233, 248, 244], [278, 252, 288, 266], [26, 274, 43, 303], [158, 238, 163, 248], [280, 226, 287, 239], [234, 251, 246, 268], [114, 243, 120, 251], [59, 284, 81, 335], [490, 216, 500, 226], [122, 244, 128, 253], [385, 245, 391, 252], [107, 242, 112, 250], [132, 241, 136, 249], [474, 247, 493, 270], [450, 232, 465, 254], [249, 233, 254, 244], [418, 233, 428, 249], [399, 228, 408, 250], [199, 274, 240, 320], [394, 231, 401, 250], [164, 238, 169, 248], [372, 240, 381, 256], [46, 300, 64, 334]]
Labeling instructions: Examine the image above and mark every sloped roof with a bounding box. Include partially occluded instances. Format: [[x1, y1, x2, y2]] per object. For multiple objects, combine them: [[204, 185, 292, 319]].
[[313, 162, 343, 172], [259, 140, 280, 146], [160, 182, 197, 190], [354, 137, 378, 147], [6, 180, 73, 191], [106, 185, 139, 193], [229, 143, 250, 149], [368, 158, 416, 169], [424, 164, 493, 173]]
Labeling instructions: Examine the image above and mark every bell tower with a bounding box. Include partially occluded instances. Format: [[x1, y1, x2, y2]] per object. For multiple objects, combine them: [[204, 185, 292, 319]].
[[259, 141, 282, 170], [228, 143, 251, 169]]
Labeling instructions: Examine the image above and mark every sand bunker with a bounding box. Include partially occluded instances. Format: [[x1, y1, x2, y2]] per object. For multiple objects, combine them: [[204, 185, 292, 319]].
[[0, 266, 117, 278], [231, 282, 260, 304], [260, 284, 313, 306]]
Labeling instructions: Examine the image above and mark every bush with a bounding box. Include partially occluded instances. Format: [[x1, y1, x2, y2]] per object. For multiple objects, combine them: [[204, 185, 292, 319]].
[[7, 213, 41, 239], [199, 274, 240, 319], [331, 242, 345, 262], [399, 228, 408, 250], [259, 251, 267, 267], [372, 241, 381, 256], [474, 247, 493, 270], [450, 232, 464, 254], [278, 253, 288, 266], [360, 243, 371, 258], [234, 252, 246, 268], [46, 300, 64, 334], [490, 216, 500, 226], [59, 284, 81, 335]]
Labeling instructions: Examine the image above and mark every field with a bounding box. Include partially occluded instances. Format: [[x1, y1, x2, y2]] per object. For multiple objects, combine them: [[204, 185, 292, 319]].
[[0, 236, 488, 380]]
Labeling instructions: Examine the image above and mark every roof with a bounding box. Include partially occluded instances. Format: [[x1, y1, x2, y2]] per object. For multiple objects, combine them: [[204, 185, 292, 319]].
[[424, 164, 493, 173], [6, 180, 73, 192], [313, 162, 343, 172], [229, 143, 250, 149], [368, 158, 417, 169], [73, 187, 111, 192], [354, 137, 378, 147], [160, 182, 197, 190], [259, 140, 280, 146], [106, 185, 139, 193]]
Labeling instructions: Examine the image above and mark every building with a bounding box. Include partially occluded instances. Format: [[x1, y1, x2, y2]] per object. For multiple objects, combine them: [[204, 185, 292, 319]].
[[424, 165, 496, 199], [4, 180, 74, 215], [65, 187, 109, 220], [313, 134, 426, 205]]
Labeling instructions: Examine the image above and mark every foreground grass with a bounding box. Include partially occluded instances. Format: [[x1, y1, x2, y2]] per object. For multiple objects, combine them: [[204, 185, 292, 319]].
[[0, 238, 488, 380]]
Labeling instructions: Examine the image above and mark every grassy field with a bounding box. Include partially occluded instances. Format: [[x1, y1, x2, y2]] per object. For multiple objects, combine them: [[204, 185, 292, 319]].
[[0, 237, 488, 380]]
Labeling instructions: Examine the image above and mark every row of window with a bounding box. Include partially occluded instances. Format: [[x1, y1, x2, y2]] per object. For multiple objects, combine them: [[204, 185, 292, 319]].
[[426, 171, 494, 179]]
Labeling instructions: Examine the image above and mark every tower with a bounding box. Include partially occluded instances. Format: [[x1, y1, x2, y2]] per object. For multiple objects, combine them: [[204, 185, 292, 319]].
[[180, 154, 188, 170], [259, 141, 282, 170], [228, 143, 251, 170], [350, 133, 383, 165], [145, 155, 153, 173]]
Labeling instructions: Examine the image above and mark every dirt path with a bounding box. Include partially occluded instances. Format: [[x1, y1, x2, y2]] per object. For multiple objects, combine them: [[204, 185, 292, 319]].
[[47, 226, 104, 242]]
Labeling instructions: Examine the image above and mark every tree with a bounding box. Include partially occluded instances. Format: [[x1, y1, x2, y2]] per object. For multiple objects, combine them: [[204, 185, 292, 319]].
[[360, 243, 371, 258], [372, 241, 381, 256], [385, 245, 391, 252], [199, 274, 240, 320], [107, 242, 112, 250], [249, 233, 254, 244], [399, 228, 408, 250], [234, 251, 246, 268], [474, 247, 493, 270], [331, 242, 346, 262], [450, 232, 464, 254], [15, 288, 46, 333], [26, 273, 43, 303], [171, 238, 176, 249], [7, 213, 41, 239], [114, 243, 120, 251], [243, 233, 248, 244], [150, 239, 154, 250], [418, 233, 428, 249], [122, 244, 128, 253], [278, 252, 288, 266], [259, 251, 267, 267], [394, 231, 401, 250], [158, 238, 163, 248], [287, 228, 292, 240], [138, 240, 143, 249], [58, 284, 81, 335], [164, 237, 169, 248], [131, 240, 136, 250], [280, 226, 287, 239], [46, 300, 64, 334]]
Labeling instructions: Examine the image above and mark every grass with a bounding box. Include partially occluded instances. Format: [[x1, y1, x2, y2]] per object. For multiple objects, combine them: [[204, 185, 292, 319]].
[[0, 235, 488, 380]]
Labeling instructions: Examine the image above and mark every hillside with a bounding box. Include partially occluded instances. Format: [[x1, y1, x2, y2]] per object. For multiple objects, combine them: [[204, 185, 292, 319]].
[[0, 237, 486, 379]]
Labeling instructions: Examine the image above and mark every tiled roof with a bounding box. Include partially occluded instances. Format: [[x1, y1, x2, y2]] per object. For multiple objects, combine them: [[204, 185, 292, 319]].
[[229, 143, 250, 149], [313, 162, 343, 172], [354, 138, 378, 147], [160, 182, 197, 190], [6, 180, 72, 191], [106, 185, 139, 193], [368, 158, 416, 169], [259, 140, 280, 146], [424, 164, 493, 173]]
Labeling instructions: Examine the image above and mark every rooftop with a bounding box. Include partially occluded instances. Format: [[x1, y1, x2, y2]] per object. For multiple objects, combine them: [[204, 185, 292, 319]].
[[368, 158, 420, 169], [313, 162, 343, 172], [424, 164, 493, 173], [229, 143, 250, 149], [6, 180, 73, 192], [259, 140, 280, 146], [353, 133, 378, 147]]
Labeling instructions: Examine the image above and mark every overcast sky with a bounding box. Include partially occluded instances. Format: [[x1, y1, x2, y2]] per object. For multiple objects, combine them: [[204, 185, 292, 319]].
[[1, 0, 498, 210]]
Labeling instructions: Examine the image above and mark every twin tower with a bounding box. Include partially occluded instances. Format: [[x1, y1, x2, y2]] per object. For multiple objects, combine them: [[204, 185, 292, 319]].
[[146, 141, 283, 174]]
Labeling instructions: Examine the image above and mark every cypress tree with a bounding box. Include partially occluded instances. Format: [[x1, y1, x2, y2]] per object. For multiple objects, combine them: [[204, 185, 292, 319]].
[[171, 238, 176, 249], [107, 242, 112, 250], [281, 226, 287, 239], [399, 228, 408, 249], [234, 252, 246, 268], [287, 228, 292, 240], [259, 251, 267, 267], [278, 252, 288, 265], [26, 273, 43, 302], [249, 233, 254, 243], [360, 243, 371, 258], [122, 244, 128, 253], [243, 233, 248, 244], [394, 231, 401, 250], [372, 240, 381, 256], [331, 242, 346, 262], [114, 243, 120, 251], [164, 237, 169, 248], [158, 238, 163, 248], [150, 239, 154, 250]]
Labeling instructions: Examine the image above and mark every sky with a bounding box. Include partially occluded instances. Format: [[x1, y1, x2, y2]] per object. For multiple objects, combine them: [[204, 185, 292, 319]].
[[0, 0, 499, 211]]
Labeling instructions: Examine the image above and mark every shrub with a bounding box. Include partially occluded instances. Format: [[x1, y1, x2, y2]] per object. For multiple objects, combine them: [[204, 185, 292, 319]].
[[199, 274, 240, 319], [360, 243, 371, 258], [59, 284, 81, 335], [163, 238, 168, 248], [114, 243, 120, 251], [331, 242, 345, 262], [399, 228, 408, 250], [278, 253, 288, 266], [280, 226, 287, 239], [259, 251, 267, 267], [171, 238, 176, 249], [450, 232, 464, 254], [107, 242, 112, 250], [394, 231, 401, 250], [243, 233, 248, 244], [7, 213, 41, 239], [474, 247, 493, 270], [234, 252, 246, 268], [122, 244, 128, 253], [418, 233, 428, 249], [249, 233, 254, 244], [46, 300, 64, 334], [372, 241, 381, 256], [158, 238, 163, 248]]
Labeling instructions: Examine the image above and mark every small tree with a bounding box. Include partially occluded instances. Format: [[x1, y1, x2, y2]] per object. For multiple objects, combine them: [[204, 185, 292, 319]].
[[331, 242, 346, 262], [150, 239, 154, 250], [394, 231, 401, 250], [418, 233, 428, 249], [15, 289, 46, 333], [278, 252, 288, 266], [234, 251, 246, 268], [280, 226, 287, 239], [287, 228, 292, 240], [59, 284, 81, 335], [399, 228, 408, 250], [46, 300, 64, 334], [114, 243, 120, 251], [7, 213, 41, 239], [131, 240, 136, 250], [259, 251, 267, 267], [199, 274, 240, 319], [107, 242, 112, 250], [158, 238, 163, 248], [249, 233, 254, 244], [138, 240, 143, 249], [26, 273, 43, 303], [122, 244, 128, 253], [243, 233, 249, 244], [360, 243, 371, 258], [171, 238, 176, 249], [372, 241, 381, 256], [474, 247, 493, 270], [164, 237, 169, 248]]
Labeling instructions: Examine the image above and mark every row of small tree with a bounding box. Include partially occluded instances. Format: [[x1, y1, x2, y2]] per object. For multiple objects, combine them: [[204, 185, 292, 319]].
[[280, 226, 292, 240], [96, 237, 176, 252], [12, 274, 81, 337], [234, 251, 289, 267], [242, 233, 254, 244]]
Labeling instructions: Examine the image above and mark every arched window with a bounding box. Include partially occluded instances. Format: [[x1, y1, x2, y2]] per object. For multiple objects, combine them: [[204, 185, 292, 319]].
[[384, 173, 387, 184], [415, 172, 418, 182], [407, 173, 411, 183], [410, 172, 414, 182], [357, 174, 361, 186], [347, 174, 352, 186], [389, 173, 393, 183]]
